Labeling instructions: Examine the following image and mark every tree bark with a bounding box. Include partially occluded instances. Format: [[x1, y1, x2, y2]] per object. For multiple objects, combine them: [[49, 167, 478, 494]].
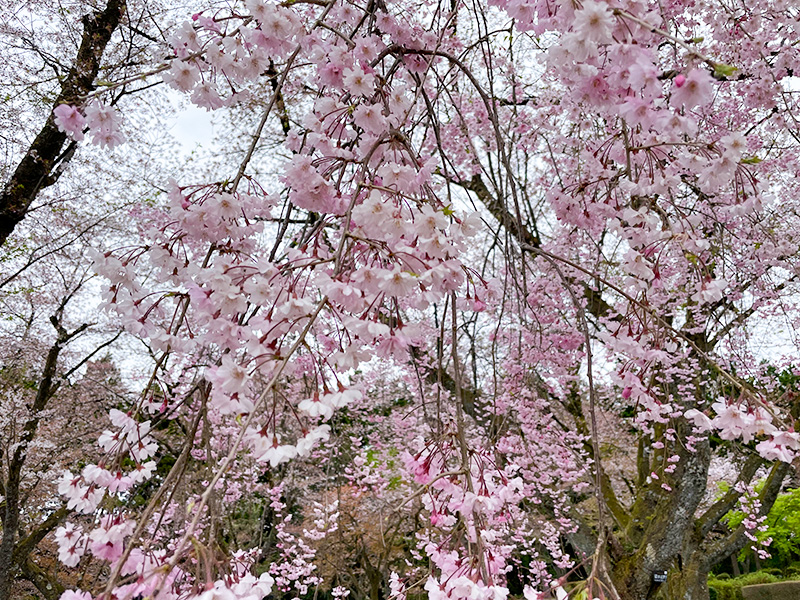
[[0, 316, 87, 600], [19, 558, 65, 600], [660, 559, 710, 600], [0, 0, 126, 246], [609, 459, 791, 600]]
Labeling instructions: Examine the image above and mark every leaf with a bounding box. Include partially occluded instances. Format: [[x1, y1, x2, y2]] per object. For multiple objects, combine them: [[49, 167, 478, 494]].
[[740, 156, 762, 164], [713, 63, 738, 79]]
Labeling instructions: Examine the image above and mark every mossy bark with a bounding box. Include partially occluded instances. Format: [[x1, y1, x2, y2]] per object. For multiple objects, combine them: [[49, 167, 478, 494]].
[[603, 457, 791, 600]]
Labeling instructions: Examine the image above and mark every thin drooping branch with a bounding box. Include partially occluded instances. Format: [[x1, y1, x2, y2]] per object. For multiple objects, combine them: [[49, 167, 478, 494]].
[[701, 460, 790, 569], [101, 385, 208, 597], [697, 454, 762, 537]]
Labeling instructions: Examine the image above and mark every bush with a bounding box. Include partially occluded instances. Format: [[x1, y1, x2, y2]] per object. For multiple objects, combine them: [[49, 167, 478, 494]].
[[708, 572, 780, 600], [737, 573, 780, 586]]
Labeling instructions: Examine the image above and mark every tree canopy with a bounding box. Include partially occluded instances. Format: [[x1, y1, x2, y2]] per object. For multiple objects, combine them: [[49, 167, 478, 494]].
[[1, 1, 800, 600]]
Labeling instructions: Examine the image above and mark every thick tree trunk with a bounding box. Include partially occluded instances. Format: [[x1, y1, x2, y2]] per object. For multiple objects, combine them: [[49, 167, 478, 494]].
[[607, 423, 712, 600], [607, 550, 711, 600], [609, 547, 713, 600], [660, 560, 709, 600], [0, 0, 126, 246], [606, 458, 790, 600]]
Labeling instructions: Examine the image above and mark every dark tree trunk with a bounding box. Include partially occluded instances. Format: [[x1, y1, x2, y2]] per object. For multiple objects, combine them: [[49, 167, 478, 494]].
[[0, 317, 87, 600], [0, 0, 126, 246], [0, 337, 63, 600]]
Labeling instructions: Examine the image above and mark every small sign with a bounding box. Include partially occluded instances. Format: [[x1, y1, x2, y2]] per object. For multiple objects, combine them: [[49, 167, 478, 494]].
[[653, 571, 668, 584]]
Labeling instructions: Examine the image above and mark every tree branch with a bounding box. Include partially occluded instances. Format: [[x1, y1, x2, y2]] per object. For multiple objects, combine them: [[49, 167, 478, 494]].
[[0, 0, 126, 245], [701, 459, 790, 570], [697, 454, 762, 537]]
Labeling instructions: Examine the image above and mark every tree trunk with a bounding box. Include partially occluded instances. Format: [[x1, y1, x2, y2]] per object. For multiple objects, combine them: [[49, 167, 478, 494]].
[[659, 560, 709, 600], [0, 0, 126, 245], [0, 338, 63, 600], [0, 317, 87, 600], [609, 547, 713, 600], [606, 458, 790, 600]]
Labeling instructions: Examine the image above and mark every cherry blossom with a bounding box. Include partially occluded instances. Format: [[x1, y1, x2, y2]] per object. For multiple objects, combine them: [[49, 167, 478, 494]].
[[55, 523, 87, 568], [59, 591, 93, 600], [53, 104, 85, 140], [669, 69, 715, 109], [84, 101, 125, 148], [573, 1, 615, 45], [9, 1, 800, 599]]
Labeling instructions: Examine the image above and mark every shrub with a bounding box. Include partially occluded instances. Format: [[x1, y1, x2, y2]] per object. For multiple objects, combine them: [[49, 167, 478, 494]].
[[708, 572, 780, 600]]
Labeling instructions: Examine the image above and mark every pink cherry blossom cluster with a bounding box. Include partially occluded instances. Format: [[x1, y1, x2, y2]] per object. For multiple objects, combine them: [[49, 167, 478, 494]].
[[54, 522, 86, 568], [59, 545, 274, 600], [56, 408, 157, 516], [404, 439, 525, 600], [734, 482, 772, 561], [245, 422, 331, 468], [54, 516, 137, 587], [685, 400, 800, 462], [53, 407, 163, 599], [264, 485, 326, 595], [41, 0, 800, 597], [89, 96, 481, 481], [484, 352, 586, 588], [53, 101, 125, 148], [189, 572, 274, 600], [483, 0, 800, 463], [88, 514, 137, 563], [163, 1, 302, 109], [389, 571, 407, 600]]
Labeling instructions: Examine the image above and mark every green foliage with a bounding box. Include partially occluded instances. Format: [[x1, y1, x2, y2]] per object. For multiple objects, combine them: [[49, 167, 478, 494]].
[[763, 365, 800, 394], [732, 573, 779, 585], [720, 486, 800, 567], [785, 561, 800, 579], [386, 474, 403, 490], [713, 62, 738, 79], [708, 572, 779, 600], [761, 488, 800, 565]]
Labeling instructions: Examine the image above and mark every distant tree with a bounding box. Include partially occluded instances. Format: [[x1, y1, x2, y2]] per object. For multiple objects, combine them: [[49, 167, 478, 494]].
[[3, 2, 800, 600]]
